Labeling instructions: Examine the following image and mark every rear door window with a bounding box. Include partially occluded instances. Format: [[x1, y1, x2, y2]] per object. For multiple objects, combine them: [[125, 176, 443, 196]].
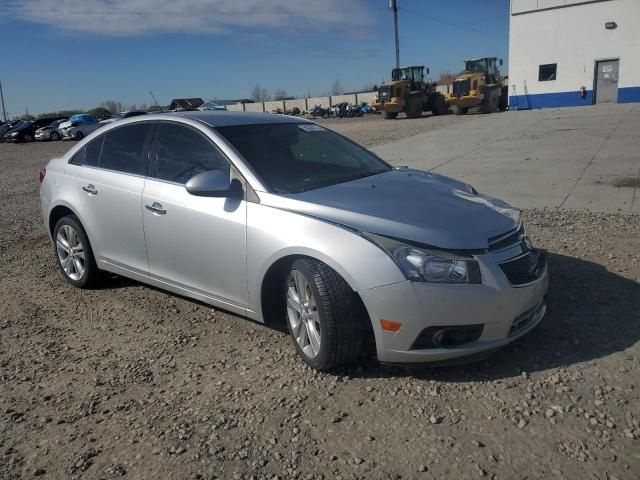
[[98, 123, 154, 175], [84, 136, 104, 167]]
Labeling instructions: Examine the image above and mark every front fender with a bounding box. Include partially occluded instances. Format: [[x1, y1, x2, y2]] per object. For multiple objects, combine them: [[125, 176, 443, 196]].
[[246, 202, 405, 321]]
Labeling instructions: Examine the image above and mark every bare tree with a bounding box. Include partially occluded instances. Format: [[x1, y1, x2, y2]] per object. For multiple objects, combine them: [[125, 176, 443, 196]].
[[330, 79, 344, 95], [251, 84, 270, 102], [100, 100, 123, 115], [273, 89, 288, 100], [437, 72, 456, 85]]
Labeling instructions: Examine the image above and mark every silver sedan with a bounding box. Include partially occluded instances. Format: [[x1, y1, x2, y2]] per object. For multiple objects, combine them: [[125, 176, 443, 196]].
[[39, 112, 548, 370]]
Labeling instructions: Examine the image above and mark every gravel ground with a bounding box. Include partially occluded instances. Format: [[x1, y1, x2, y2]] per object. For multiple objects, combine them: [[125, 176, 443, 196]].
[[311, 112, 479, 147], [1, 136, 639, 480]]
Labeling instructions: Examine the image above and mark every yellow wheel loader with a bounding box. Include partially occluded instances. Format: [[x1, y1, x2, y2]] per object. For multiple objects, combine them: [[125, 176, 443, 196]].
[[445, 57, 508, 115], [373, 66, 449, 120]]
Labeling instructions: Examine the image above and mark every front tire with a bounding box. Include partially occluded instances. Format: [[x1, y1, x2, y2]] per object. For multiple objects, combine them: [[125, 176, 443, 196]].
[[75, 131, 84, 140], [452, 105, 469, 115], [404, 97, 422, 119], [50, 131, 60, 141], [53, 215, 99, 288], [285, 259, 364, 370], [381, 110, 398, 120]]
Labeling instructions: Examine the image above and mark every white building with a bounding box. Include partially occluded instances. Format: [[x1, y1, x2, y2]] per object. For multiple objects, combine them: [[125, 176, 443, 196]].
[[509, 0, 640, 109]]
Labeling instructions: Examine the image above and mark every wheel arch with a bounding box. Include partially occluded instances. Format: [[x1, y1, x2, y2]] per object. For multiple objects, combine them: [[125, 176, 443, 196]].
[[259, 253, 375, 347], [48, 202, 87, 240]]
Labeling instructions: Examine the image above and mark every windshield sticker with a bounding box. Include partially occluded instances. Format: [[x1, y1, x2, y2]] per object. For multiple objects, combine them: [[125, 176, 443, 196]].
[[298, 124, 325, 132]]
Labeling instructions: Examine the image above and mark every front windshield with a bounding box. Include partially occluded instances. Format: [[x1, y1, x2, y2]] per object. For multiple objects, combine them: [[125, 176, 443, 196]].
[[13, 120, 31, 129], [216, 123, 391, 194], [465, 60, 488, 73]]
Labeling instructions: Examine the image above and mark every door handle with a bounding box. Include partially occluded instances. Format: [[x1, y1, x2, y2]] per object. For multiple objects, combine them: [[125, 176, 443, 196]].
[[145, 202, 166, 215], [82, 184, 97, 194]]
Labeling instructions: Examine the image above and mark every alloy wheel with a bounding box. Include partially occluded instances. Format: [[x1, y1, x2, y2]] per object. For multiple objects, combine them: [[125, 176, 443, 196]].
[[286, 270, 321, 359], [56, 224, 85, 281]]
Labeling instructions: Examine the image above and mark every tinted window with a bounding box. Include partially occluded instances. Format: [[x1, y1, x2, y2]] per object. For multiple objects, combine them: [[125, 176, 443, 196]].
[[85, 136, 104, 167], [69, 146, 85, 166], [155, 124, 229, 184], [99, 123, 153, 175], [539, 64, 557, 81]]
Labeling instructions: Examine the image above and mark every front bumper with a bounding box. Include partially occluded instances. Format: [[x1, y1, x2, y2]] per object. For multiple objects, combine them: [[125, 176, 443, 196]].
[[359, 243, 549, 364], [446, 93, 483, 109], [372, 98, 405, 113]]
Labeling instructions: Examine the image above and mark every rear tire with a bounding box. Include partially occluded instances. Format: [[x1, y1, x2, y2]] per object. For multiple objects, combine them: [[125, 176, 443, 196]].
[[452, 105, 469, 115], [284, 258, 364, 370], [53, 215, 99, 288], [381, 110, 398, 120]]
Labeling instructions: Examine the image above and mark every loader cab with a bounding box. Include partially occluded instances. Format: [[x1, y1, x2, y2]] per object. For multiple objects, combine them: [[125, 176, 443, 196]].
[[464, 58, 502, 84], [391, 66, 429, 90]]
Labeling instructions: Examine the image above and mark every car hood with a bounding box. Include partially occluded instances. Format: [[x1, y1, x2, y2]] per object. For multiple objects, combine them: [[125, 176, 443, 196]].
[[262, 169, 520, 250]]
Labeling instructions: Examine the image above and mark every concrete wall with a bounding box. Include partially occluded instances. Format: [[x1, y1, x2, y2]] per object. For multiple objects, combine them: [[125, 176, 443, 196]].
[[355, 91, 377, 104], [509, 0, 640, 108], [330, 94, 357, 105], [226, 103, 244, 112], [264, 100, 285, 112], [243, 102, 264, 113], [225, 90, 388, 113], [307, 96, 331, 108], [284, 98, 308, 111]]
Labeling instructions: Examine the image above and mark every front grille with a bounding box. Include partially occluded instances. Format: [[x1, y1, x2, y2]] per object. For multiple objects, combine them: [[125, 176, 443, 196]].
[[509, 301, 546, 336], [453, 79, 470, 97], [488, 224, 527, 252], [378, 86, 392, 102], [499, 250, 546, 287]]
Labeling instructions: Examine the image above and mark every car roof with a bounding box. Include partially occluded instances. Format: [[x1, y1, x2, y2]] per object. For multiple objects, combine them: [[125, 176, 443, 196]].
[[168, 110, 310, 128]]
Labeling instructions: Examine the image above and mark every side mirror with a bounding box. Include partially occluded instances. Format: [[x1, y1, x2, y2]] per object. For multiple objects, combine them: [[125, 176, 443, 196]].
[[185, 169, 241, 198], [426, 67, 430, 75], [499, 59, 503, 66]]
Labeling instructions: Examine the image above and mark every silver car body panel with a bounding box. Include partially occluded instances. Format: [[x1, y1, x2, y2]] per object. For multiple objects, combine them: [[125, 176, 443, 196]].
[[141, 178, 248, 312], [40, 112, 548, 364]]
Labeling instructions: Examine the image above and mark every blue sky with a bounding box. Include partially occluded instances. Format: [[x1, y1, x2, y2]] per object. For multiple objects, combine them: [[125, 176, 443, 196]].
[[0, 0, 509, 116]]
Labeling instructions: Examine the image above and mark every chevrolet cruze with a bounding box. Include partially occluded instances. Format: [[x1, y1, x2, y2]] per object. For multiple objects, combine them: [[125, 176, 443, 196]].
[[39, 112, 548, 370]]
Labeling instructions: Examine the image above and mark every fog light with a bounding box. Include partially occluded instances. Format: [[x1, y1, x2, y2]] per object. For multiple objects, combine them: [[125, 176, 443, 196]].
[[411, 324, 484, 349]]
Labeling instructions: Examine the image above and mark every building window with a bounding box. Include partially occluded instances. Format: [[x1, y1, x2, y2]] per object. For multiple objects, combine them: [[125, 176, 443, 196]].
[[538, 64, 557, 81]]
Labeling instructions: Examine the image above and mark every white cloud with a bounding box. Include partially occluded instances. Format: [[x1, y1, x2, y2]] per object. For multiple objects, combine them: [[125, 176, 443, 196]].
[[13, 0, 375, 36]]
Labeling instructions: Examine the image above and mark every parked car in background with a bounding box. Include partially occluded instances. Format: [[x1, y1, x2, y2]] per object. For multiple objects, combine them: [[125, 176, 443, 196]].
[[60, 114, 100, 140], [0, 120, 26, 142], [35, 118, 68, 141], [99, 110, 147, 125], [39, 112, 548, 371], [198, 101, 227, 111], [4, 117, 65, 143]]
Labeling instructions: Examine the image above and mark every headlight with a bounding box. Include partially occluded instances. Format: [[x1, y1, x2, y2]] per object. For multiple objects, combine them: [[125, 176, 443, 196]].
[[10, 131, 19, 136], [365, 233, 481, 284]]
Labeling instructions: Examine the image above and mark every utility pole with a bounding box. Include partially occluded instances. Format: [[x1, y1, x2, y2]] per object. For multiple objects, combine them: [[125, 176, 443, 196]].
[[390, 0, 400, 69], [0, 80, 6, 122]]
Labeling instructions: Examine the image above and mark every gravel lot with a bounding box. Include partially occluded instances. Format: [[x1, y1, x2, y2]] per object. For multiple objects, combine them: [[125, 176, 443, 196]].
[[1, 128, 639, 480], [313, 112, 479, 147]]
